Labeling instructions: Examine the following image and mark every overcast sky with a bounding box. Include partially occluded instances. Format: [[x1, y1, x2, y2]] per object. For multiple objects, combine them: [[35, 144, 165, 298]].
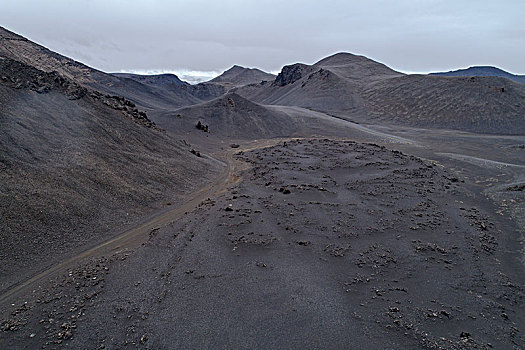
[[2, 0, 523, 83]]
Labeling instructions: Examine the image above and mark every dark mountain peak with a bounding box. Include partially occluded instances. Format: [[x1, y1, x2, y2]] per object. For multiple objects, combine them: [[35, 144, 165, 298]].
[[228, 64, 245, 71], [190, 91, 270, 117], [213, 65, 250, 80], [214, 65, 247, 77], [213, 91, 256, 107], [273, 63, 314, 86]]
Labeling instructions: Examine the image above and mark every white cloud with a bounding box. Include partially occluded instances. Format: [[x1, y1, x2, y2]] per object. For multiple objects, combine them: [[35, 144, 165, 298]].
[[176, 70, 221, 84], [117, 69, 221, 84]]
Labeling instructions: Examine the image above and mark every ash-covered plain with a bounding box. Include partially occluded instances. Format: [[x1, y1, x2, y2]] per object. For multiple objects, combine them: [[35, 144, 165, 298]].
[[4, 139, 523, 349]]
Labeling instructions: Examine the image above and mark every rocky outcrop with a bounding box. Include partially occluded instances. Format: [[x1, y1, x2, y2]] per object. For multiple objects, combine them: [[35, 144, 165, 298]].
[[0, 57, 87, 99], [273, 63, 313, 86], [0, 57, 157, 129]]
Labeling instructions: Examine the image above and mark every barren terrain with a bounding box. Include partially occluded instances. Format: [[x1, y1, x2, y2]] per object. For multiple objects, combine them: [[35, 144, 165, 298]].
[[1, 25, 524, 349], [2, 136, 524, 349]]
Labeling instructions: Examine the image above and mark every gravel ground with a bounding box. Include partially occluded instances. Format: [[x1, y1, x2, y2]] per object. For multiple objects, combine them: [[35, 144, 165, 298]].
[[2, 139, 523, 349]]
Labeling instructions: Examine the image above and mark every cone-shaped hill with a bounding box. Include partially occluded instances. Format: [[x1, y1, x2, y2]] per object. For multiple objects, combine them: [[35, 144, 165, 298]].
[[210, 65, 276, 87], [155, 92, 297, 139]]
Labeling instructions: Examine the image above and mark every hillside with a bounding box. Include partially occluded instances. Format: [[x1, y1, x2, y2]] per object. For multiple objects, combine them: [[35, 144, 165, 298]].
[[236, 52, 401, 114], [363, 74, 525, 134], [154, 92, 296, 139], [210, 65, 275, 87], [313, 52, 403, 81], [0, 26, 200, 109], [237, 52, 525, 134], [0, 26, 105, 84], [111, 72, 229, 104], [431, 66, 525, 84], [0, 56, 222, 293]]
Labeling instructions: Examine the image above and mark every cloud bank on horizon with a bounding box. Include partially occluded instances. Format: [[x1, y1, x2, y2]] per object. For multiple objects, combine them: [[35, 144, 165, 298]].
[[1, 0, 524, 80], [118, 69, 223, 84]]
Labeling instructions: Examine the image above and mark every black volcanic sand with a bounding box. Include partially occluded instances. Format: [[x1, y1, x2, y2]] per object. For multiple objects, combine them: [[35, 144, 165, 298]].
[[2, 139, 523, 349]]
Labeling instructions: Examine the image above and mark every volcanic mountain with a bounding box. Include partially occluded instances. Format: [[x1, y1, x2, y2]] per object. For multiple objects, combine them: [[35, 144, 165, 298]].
[[236, 53, 402, 115], [154, 92, 296, 139], [209, 65, 276, 87], [237, 52, 525, 134], [431, 66, 525, 84]]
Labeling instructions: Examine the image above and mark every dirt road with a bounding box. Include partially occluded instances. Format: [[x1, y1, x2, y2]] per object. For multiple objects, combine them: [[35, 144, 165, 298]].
[[0, 140, 251, 313]]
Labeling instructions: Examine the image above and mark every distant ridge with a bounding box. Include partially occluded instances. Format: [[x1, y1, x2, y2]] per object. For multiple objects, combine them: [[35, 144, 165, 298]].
[[2, 25, 523, 135], [431, 66, 525, 84], [236, 52, 404, 114], [112, 72, 188, 86]]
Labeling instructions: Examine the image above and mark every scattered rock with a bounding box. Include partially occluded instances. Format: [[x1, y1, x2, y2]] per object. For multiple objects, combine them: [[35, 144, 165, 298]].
[[196, 121, 209, 132], [460, 331, 470, 339]]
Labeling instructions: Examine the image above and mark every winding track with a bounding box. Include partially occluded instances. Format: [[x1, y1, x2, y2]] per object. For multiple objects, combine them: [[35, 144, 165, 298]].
[[0, 140, 284, 313], [2, 120, 522, 315]]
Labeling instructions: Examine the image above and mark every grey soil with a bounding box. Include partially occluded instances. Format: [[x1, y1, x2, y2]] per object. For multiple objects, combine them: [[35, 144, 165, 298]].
[[2, 139, 524, 349]]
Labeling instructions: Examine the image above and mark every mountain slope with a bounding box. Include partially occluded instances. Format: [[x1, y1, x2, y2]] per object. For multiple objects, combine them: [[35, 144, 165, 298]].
[[210, 65, 275, 87], [0, 26, 200, 109], [236, 52, 399, 114], [111, 72, 228, 104], [313, 52, 403, 81], [0, 56, 221, 292], [154, 92, 296, 139], [363, 74, 525, 134], [237, 52, 525, 134], [431, 66, 525, 84], [0, 26, 105, 84]]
